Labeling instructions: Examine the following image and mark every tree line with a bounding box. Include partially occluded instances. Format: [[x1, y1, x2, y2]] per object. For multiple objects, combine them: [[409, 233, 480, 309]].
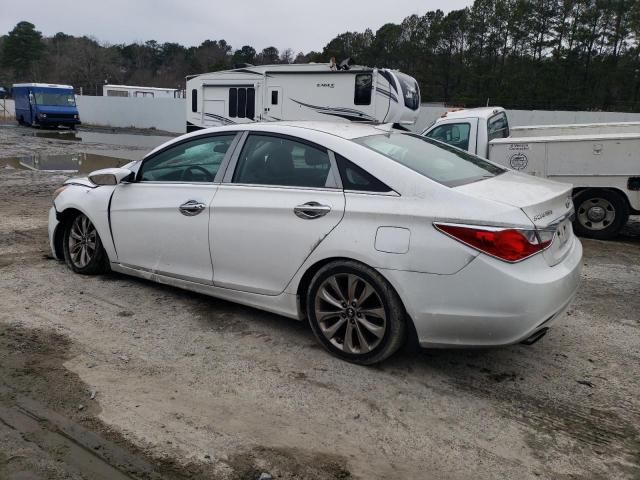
[[1, 0, 640, 111]]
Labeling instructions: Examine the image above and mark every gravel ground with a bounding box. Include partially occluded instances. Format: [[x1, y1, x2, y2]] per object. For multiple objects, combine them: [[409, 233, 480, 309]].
[[0, 123, 639, 479]]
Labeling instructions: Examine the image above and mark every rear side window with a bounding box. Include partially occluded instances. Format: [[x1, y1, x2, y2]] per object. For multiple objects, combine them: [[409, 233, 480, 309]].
[[354, 133, 504, 187], [335, 154, 391, 193], [233, 135, 333, 188], [354, 74, 372, 105], [425, 123, 471, 151], [488, 112, 509, 141]]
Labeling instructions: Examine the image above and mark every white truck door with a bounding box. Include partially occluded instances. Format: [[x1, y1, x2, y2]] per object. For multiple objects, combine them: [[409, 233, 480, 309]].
[[423, 118, 479, 154]]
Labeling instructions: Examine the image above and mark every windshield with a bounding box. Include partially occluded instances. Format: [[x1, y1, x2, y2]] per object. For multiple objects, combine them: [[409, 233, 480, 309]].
[[354, 133, 505, 187], [396, 72, 420, 111], [34, 92, 76, 107]]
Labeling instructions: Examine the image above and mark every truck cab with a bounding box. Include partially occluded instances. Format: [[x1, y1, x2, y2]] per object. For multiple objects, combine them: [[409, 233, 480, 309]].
[[13, 83, 81, 129], [422, 107, 639, 240]]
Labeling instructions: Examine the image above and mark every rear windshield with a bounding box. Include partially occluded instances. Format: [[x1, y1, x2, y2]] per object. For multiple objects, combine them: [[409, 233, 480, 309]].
[[354, 133, 505, 187]]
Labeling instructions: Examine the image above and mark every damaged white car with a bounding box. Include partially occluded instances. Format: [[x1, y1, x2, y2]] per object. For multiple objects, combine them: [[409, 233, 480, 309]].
[[49, 122, 582, 364]]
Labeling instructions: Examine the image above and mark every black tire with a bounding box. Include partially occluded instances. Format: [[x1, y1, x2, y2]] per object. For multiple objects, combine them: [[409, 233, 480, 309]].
[[62, 213, 110, 275], [573, 189, 629, 240], [306, 260, 406, 365]]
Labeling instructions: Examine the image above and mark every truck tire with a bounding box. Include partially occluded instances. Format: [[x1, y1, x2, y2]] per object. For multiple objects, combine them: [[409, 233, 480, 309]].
[[573, 189, 629, 240]]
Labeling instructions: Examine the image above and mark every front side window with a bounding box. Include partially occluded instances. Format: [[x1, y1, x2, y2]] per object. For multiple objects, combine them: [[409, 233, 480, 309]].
[[139, 135, 236, 182], [233, 135, 332, 188], [354, 133, 504, 187], [425, 123, 471, 151], [488, 112, 509, 141], [34, 92, 76, 106], [354, 74, 372, 105]]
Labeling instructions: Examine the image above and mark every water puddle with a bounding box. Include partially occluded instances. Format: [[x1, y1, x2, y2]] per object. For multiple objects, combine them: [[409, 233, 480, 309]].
[[0, 152, 136, 173], [27, 128, 174, 149]]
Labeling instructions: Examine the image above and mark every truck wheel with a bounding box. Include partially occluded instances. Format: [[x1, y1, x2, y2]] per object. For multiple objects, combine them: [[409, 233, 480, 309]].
[[573, 189, 629, 240]]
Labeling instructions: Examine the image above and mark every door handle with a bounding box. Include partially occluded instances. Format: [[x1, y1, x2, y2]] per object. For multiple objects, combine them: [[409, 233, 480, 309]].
[[294, 201, 331, 219], [179, 200, 206, 216]]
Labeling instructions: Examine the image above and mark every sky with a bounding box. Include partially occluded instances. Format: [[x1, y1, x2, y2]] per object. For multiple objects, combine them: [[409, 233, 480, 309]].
[[1, 0, 472, 53]]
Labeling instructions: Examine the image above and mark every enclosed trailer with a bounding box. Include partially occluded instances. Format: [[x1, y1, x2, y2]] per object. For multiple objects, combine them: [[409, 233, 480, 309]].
[[103, 84, 184, 99], [185, 63, 420, 132]]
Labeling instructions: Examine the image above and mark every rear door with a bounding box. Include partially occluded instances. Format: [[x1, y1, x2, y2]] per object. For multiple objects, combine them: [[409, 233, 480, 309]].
[[211, 133, 345, 295]]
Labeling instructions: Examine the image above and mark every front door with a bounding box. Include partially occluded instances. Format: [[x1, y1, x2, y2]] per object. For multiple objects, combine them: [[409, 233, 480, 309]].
[[211, 133, 345, 295], [110, 133, 238, 284]]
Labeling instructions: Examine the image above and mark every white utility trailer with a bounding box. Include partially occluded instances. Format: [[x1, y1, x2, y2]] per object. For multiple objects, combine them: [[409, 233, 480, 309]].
[[103, 84, 184, 99], [185, 63, 421, 132], [422, 107, 640, 239]]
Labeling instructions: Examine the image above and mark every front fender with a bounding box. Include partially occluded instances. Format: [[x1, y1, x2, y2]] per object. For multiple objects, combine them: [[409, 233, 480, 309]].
[[53, 184, 118, 263]]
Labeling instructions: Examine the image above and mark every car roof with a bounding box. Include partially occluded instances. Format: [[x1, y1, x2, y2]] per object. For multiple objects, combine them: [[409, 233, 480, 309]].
[[145, 122, 398, 157]]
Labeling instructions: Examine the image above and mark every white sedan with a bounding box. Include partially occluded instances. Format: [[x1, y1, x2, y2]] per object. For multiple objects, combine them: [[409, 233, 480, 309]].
[[49, 122, 582, 364]]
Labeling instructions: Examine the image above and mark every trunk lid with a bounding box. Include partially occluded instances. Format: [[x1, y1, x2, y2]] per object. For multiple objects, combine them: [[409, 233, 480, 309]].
[[455, 172, 575, 266]]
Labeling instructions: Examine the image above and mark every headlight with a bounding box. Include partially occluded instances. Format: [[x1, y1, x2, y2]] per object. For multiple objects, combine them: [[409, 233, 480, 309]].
[[38, 113, 47, 118], [52, 185, 68, 203]]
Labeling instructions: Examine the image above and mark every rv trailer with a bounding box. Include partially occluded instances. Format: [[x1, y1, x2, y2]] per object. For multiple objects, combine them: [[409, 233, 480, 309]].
[[185, 63, 420, 132], [103, 84, 184, 99]]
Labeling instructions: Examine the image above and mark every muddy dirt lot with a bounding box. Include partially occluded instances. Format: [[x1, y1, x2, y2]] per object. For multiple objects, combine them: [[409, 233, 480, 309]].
[[1, 123, 639, 479]]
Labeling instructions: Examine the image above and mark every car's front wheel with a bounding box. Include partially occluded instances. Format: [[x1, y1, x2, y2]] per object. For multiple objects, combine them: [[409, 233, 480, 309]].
[[63, 213, 109, 274], [306, 260, 406, 365]]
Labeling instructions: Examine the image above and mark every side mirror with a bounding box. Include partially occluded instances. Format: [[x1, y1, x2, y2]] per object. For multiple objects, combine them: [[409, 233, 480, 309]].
[[88, 167, 133, 186]]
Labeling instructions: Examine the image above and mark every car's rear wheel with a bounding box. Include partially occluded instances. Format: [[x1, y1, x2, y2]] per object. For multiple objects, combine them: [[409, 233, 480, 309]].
[[63, 213, 109, 274], [573, 189, 628, 240], [306, 261, 406, 365]]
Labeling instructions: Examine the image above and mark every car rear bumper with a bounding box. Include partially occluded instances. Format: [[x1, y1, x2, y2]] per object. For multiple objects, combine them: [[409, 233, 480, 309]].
[[380, 236, 583, 348]]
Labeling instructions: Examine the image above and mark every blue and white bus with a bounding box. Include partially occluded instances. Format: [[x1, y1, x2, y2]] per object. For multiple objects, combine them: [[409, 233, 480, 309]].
[[13, 83, 80, 128]]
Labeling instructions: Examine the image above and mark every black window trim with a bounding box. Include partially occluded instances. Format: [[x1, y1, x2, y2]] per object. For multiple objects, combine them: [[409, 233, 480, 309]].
[[135, 132, 242, 184], [221, 131, 340, 191], [334, 152, 397, 196]]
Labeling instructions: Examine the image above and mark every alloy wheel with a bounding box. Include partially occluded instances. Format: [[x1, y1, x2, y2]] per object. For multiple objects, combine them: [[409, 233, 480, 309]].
[[68, 215, 97, 268], [314, 273, 387, 354]]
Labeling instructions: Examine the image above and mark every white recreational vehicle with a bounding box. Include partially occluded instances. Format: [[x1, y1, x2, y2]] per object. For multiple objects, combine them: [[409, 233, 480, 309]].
[[103, 84, 184, 99], [185, 63, 420, 132]]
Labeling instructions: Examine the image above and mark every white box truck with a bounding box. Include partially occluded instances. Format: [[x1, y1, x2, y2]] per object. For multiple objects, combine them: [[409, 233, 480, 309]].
[[422, 107, 640, 239]]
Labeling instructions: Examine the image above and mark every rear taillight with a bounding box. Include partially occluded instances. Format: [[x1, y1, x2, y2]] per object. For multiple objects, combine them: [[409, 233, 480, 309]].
[[434, 223, 553, 263]]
